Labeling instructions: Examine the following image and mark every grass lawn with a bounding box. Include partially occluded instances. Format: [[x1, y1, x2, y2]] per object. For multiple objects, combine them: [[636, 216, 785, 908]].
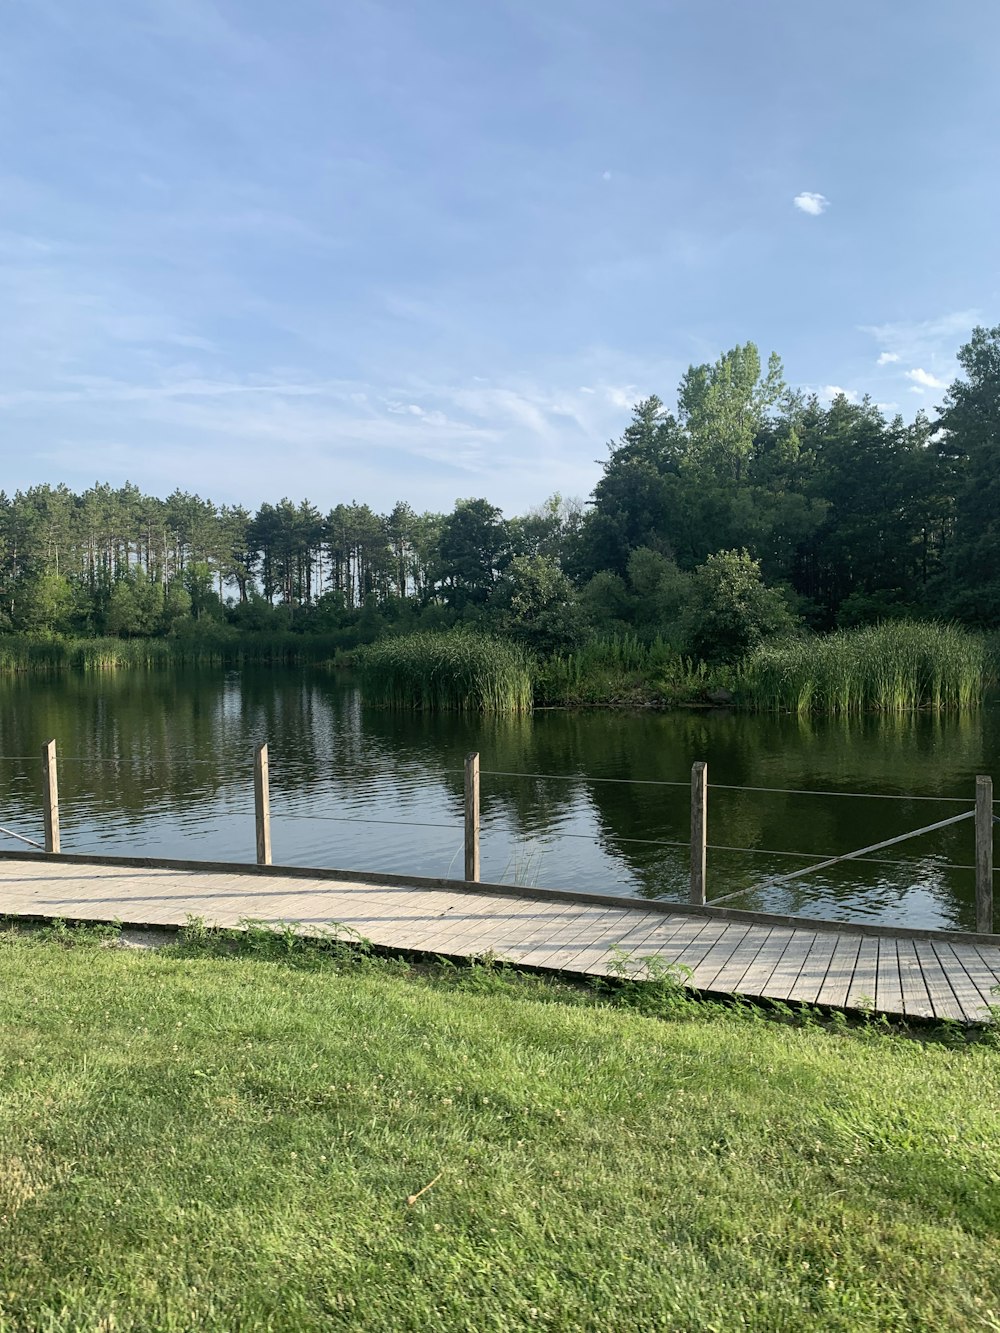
[[1, 925, 999, 1332]]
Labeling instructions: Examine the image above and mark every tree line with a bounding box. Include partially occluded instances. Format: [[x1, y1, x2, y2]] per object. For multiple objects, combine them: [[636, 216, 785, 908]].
[[2, 323, 998, 657]]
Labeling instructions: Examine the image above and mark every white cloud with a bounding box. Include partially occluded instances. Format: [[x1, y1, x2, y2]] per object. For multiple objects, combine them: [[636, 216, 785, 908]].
[[862, 311, 978, 364], [876, 352, 899, 366], [605, 385, 638, 409], [793, 192, 829, 216], [819, 385, 858, 403], [905, 368, 946, 390], [579, 385, 596, 394]]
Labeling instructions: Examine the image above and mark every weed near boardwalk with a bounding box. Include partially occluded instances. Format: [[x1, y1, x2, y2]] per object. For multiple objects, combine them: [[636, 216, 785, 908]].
[[0, 923, 999, 1331]]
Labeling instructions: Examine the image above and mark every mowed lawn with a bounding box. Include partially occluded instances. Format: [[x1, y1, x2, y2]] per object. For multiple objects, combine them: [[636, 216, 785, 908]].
[[1, 932, 999, 1332]]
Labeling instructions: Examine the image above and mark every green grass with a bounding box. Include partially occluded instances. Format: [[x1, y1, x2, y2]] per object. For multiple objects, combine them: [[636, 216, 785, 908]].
[[0, 633, 343, 674], [358, 630, 534, 714], [740, 620, 992, 714], [535, 634, 730, 708], [1, 925, 999, 1331]]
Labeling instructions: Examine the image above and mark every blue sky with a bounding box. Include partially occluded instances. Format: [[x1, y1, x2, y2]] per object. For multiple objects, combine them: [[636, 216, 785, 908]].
[[1, 0, 997, 515]]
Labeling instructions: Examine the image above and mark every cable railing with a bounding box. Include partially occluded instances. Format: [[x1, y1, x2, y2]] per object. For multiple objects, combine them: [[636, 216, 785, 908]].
[[0, 742, 995, 934]]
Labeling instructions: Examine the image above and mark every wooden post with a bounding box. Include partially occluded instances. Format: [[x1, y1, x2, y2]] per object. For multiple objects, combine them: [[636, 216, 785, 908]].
[[254, 742, 272, 866], [464, 751, 480, 883], [42, 739, 60, 854], [976, 774, 993, 935], [690, 760, 707, 906]]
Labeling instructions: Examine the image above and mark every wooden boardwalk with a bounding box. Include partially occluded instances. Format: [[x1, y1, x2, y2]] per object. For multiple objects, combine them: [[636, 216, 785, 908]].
[[2, 855, 999, 1023]]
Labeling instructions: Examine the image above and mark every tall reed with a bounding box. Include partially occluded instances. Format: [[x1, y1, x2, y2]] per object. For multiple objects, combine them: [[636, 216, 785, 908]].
[[357, 631, 534, 714], [740, 621, 990, 714], [0, 633, 343, 674]]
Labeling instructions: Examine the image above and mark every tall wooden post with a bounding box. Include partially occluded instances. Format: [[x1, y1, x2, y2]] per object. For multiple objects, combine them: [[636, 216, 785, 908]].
[[464, 751, 480, 883], [42, 739, 60, 854], [975, 774, 993, 935], [690, 760, 707, 906], [254, 742, 272, 866]]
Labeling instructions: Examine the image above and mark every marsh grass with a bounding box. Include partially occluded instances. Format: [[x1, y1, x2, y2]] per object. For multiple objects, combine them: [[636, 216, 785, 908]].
[[0, 632, 342, 674], [358, 630, 534, 714], [740, 620, 991, 714], [536, 634, 725, 707], [0, 924, 998, 1331]]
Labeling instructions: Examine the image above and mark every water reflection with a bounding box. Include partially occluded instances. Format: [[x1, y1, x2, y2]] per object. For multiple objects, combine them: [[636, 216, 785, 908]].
[[0, 668, 994, 931]]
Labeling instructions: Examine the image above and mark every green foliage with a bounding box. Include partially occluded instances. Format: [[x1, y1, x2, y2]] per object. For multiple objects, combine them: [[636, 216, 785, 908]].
[[535, 632, 724, 707], [13, 572, 75, 634], [740, 620, 990, 713], [358, 629, 534, 714], [677, 342, 787, 480], [435, 498, 512, 608], [489, 554, 585, 654], [938, 324, 1000, 623], [2, 326, 1000, 673], [0, 632, 345, 673], [682, 549, 799, 664]]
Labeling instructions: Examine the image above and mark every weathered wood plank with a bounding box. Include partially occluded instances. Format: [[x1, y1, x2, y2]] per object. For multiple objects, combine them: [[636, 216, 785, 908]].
[[1, 858, 997, 1024], [895, 938, 934, 1019], [657, 919, 737, 980], [532, 907, 658, 970], [686, 924, 753, 991], [970, 944, 1000, 988], [814, 934, 862, 1009], [875, 938, 903, 1016], [733, 928, 798, 998], [929, 942, 995, 1022], [761, 930, 818, 1003], [944, 943, 1000, 1017], [785, 932, 839, 1005], [707, 926, 777, 994], [844, 937, 880, 1011], [513, 907, 653, 968], [911, 940, 966, 1021]]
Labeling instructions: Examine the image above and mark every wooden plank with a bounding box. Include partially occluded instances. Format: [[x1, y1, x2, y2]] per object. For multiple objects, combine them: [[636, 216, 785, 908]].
[[476, 901, 623, 961], [533, 906, 659, 970], [875, 938, 903, 1016], [686, 923, 753, 990], [844, 937, 880, 1011], [572, 913, 719, 978], [732, 927, 798, 999], [930, 942, 995, 1022], [895, 938, 934, 1019], [2, 859, 999, 1027], [654, 919, 736, 984], [635, 914, 722, 968], [707, 925, 776, 994], [911, 940, 967, 1022], [814, 934, 862, 1009], [586, 911, 709, 977], [948, 942, 1000, 997], [508, 905, 643, 967], [401, 892, 549, 951], [761, 930, 818, 1003], [556, 912, 684, 975], [785, 932, 839, 1005], [970, 943, 1000, 988]]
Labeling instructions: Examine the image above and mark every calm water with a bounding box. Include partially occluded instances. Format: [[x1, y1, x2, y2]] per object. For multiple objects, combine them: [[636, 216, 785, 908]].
[[1, 668, 997, 931]]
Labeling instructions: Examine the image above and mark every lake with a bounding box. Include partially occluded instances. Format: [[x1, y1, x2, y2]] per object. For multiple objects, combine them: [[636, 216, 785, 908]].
[[1, 668, 997, 932]]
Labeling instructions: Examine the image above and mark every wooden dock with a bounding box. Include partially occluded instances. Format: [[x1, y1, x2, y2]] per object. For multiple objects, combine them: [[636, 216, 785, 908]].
[[2, 852, 999, 1023]]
